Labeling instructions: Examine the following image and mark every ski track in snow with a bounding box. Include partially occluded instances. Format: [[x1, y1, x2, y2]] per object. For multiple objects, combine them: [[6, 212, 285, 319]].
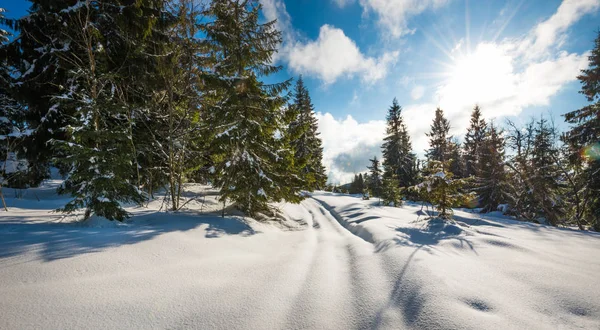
[[0, 196, 400, 329], [1, 186, 600, 329]]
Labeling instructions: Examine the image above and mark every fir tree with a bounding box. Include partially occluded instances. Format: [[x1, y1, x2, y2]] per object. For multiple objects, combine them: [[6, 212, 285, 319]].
[[286, 76, 327, 191], [6, 0, 75, 184], [416, 160, 470, 219], [49, 1, 174, 220], [530, 118, 563, 226], [463, 105, 487, 178], [0, 7, 23, 210], [382, 98, 417, 188], [367, 156, 382, 197], [137, 0, 211, 210], [202, 0, 295, 216], [381, 174, 402, 207], [0, 8, 8, 44], [426, 107, 451, 165], [447, 139, 464, 178], [357, 173, 365, 194], [505, 119, 537, 221], [476, 123, 509, 213], [563, 30, 600, 231]]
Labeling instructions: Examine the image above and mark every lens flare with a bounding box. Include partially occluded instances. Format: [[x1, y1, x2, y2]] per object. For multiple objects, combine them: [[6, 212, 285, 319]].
[[581, 143, 600, 161]]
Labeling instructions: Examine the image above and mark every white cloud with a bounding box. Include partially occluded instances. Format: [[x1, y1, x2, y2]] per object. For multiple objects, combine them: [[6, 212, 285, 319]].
[[332, 0, 355, 8], [521, 0, 600, 59], [264, 0, 598, 183], [260, 0, 296, 62], [359, 0, 450, 37], [287, 25, 399, 84], [411, 85, 425, 100], [316, 103, 439, 183], [316, 113, 386, 183], [431, 0, 597, 136], [261, 0, 398, 84]]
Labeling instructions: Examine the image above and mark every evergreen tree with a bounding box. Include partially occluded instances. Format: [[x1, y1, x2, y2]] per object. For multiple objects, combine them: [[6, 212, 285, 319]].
[[463, 105, 487, 177], [448, 139, 464, 178], [0, 8, 8, 44], [382, 99, 402, 180], [202, 0, 295, 216], [505, 118, 564, 225], [286, 76, 327, 191], [6, 0, 75, 184], [426, 107, 451, 165], [505, 119, 537, 221], [381, 98, 417, 188], [381, 174, 402, 206], [349, 174, 358, 194], [367, 156, 382, 197], [136, 0, 211, 210], [49, 1, 174, 220], [530, 118, 563, 226], [357, 173, 365, 194], [563, 30, 600, 231], [416, 160, 470, 219], [1, 7, 24, 210], [476, 123, 509, 213]]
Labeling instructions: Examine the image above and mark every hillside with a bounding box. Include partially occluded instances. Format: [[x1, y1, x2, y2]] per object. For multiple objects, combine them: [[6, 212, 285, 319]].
[[1, 184, 599, 329]]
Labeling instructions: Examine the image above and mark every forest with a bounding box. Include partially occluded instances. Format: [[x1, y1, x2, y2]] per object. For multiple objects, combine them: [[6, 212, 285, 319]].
[[0, 0, 327, 220], [1, 0, 600, 232]]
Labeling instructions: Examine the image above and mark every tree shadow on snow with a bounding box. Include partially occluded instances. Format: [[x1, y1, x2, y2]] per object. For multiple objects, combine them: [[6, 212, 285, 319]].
[[0, 211, 255, 263], [376, 219, 477, 255], [372, 246, 427, 328]]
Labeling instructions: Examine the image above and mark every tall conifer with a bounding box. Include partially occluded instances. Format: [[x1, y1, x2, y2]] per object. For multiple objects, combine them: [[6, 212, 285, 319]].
[[202, 0, 295, 216], [463, 105, 487, 178], [563, 31, 600, 231]]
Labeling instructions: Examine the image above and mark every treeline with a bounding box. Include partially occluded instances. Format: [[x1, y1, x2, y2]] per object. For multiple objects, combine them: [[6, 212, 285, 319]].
[[350, 32, 600, 231], [0, 1, 326, 219]]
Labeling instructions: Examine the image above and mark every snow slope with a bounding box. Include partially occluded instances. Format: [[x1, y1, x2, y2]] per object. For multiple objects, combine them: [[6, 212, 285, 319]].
[[1, 184, 600, 329], [311, 192, 600, 329]]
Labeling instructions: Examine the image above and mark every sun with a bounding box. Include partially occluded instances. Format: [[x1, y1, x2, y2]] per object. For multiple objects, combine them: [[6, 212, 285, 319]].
[[439, 43, 517, 111]]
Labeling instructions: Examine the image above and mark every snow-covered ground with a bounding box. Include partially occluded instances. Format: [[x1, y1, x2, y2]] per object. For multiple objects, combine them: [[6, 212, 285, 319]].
[[1, 183, 599, 329]]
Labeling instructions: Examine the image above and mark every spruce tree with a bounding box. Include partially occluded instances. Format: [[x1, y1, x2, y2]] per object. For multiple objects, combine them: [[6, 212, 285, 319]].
[[416, 160, 469, 219], [357, 173, 365, 194], [49, 1, 175, 220], [6, 0, 75, 184], [349, 174, 358, 194], [448, 139, 464, 178], [367, 156, 382, 197], [202, 0, 295, 216], [382, 98, 417, 188], [287, 76, 327, 191], [530, 118, 563, 226], [476, 123, 509, 213], [563, 30, 600, 231], [135, 0, 211, 210], [1, 7, 24, 210], [463, 105, 487, 178], [0, 8, 8, 44], [426, 107, 451, 165], [381, 174, 402, 206], [382, 99, 402, 180], [505, 119, 537, 221]]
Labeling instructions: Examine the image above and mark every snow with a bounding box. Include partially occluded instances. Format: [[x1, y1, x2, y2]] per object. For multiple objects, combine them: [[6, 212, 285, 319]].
[[310, 192, 600, 329], [1, 184, 599, 329], [433, 171, 446, 178], [1, 153, 29, 175]]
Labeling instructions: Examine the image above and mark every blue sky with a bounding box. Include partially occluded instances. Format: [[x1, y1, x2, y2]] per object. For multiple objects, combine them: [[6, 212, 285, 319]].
[[3, 0, 600, 183]]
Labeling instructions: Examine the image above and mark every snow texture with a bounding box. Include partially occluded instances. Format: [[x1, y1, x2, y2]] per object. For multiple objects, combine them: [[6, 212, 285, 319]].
[[0, 184, 599, 329]]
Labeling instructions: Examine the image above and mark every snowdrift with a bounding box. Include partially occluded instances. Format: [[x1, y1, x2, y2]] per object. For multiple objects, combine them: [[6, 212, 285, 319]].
[[312, 192, 600, 329]]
